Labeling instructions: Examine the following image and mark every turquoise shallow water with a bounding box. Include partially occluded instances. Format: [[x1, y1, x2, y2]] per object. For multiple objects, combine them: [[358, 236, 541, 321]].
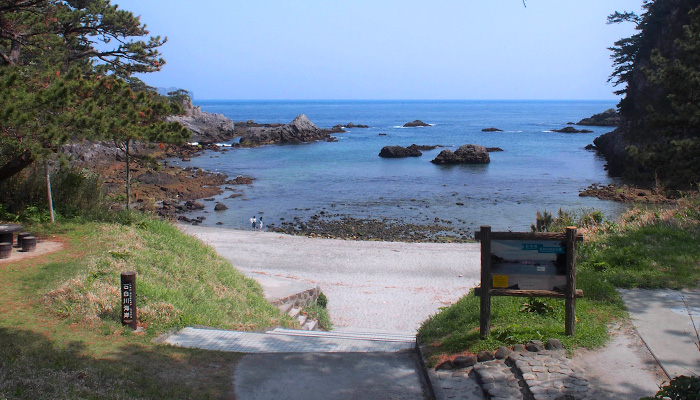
[[175, 100, 627, 233]]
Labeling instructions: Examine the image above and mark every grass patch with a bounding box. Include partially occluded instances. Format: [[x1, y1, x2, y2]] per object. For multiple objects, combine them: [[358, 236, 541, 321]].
[[0, 214, 294, 399], [418, 197, 700, 365]]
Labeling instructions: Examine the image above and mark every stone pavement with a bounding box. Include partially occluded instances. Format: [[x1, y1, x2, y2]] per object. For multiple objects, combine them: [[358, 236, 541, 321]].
[[426, 340, 604, 400]]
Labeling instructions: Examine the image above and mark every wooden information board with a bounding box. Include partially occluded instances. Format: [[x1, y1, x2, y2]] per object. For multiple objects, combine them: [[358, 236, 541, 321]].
[[475, 226, 584, 337]]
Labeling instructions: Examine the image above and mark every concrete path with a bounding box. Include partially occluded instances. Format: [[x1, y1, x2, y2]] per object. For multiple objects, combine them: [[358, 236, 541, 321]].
[[620, 288, 700, 378], [164, 326, 428, 400], [234, 352, 428, 400], [179, 224, 480, 333], [165, 327, 416, 353]]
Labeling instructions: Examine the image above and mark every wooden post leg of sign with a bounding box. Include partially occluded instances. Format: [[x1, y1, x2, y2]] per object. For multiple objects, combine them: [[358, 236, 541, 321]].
[[121, 271, 137, 330], [479, 226, 492, 339], [565, 227, 577, 336]]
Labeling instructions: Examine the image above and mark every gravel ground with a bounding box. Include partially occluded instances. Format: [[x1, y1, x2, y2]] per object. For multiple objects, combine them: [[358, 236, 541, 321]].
[[179, 225, 481, 333]]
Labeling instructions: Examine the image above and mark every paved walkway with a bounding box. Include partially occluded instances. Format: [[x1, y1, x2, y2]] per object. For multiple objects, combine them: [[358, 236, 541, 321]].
[[164, 327, 416, 353], [164, 327, 428, 400], [620, 288, 700, 378]]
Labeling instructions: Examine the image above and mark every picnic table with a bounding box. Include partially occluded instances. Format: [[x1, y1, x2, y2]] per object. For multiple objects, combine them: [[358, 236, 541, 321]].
[[0, 224, 23, 245]]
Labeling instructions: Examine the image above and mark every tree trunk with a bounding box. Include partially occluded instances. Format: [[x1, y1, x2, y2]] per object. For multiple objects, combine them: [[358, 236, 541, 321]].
[[0, 150, 34, 182], [125, 139, 131, 210], [45, 161, 55, 223]]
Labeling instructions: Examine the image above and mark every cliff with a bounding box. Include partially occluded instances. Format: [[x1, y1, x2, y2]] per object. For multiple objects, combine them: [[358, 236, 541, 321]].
[[166, 99, 237, 144]]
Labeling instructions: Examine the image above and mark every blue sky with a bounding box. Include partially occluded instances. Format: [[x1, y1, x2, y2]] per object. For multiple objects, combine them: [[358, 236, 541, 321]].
[[113, 1, 643, 100]]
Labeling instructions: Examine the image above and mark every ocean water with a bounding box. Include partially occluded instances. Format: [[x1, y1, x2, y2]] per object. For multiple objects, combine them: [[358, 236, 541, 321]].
[[175, 100, 627, 234]]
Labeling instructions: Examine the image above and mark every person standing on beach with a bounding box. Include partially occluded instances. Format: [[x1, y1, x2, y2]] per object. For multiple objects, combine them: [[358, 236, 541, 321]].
[[258, 216, 264, 232], [250, 216, 256, 230]]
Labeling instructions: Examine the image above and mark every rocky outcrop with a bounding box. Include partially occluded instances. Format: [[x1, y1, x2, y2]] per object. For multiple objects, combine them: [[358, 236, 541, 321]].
[[482, 127, 503, 132], [329, 122, 369, 133], [166, 99, 236, 144], [431, 144, 490, 165], [593, 128, 629, 175], [344, 122, 369, 129], [379, 145, 423, 158], [576, 108, 621, 127], [403, 120, 431, 127], [553, 127, 593, 133], [238, 114, 330, 147]]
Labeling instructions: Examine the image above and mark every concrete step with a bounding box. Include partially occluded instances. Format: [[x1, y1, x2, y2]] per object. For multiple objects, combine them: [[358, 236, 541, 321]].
[[288, 307, 301, 319], [277, 303, 293, 315], [267, 328, 416, 343], [296, 314, 308, 326], [302, 319, 318, 331]]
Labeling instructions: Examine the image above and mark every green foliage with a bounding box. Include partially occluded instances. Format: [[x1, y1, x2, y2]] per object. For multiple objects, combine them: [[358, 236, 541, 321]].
[[520, 297, 554, 315], [641, 375, 700, 399], [608, 0, 700, 188], [36, 217, 294, 333], [531, 209, 553, 232], [303, 304, 332, 331], [418, 287, 620, 360], [0, 165, 105, 221], [531, 208, 605, 233], [0, 0, 188, 194], [317, 291, 328, 308], [579, 223, 700, 289]]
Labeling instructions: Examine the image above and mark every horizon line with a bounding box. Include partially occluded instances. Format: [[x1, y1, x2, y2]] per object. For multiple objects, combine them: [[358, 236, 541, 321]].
[[192, 98, 621, 102]]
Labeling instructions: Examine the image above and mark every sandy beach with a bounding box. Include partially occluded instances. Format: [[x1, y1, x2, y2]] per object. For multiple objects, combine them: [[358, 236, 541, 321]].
[[179, 224, 481, 333]]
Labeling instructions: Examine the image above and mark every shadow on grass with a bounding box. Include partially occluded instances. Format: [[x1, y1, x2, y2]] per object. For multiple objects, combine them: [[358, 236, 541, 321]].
[[0, 327, 242, 399]]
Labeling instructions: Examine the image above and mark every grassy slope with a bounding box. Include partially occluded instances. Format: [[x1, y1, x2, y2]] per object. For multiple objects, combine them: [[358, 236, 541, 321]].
[[0, 216, 293, 399], [418, 197, 700, 364]]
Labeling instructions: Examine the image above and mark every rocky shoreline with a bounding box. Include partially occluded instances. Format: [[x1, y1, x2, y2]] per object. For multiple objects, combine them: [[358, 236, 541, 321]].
[[270, 215, 472, 243], [578, 183, 678, 204], [72, 106, 674, 242]]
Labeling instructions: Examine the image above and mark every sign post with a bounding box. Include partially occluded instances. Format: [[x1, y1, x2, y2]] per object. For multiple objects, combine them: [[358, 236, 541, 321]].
[[475, 226, 583, 337], [121, 271, 137, 330]]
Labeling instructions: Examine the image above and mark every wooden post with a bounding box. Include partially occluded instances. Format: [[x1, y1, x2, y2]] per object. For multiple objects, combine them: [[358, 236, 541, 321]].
[[479, 226, 492, 339], [565, 226, 577, 336], [45, 161, 54, 223], [121, 271, 137, 330]]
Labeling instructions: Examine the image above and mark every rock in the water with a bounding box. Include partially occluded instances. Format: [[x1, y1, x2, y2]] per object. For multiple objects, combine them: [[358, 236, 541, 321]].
[[185, 201, 205, 210], [486, 147, 504, 152], [345, 122, 369, 128], [431, 144, 490, 165], [238, 114, 330, 146], [403, 120, 431, 127], [410, 144, 439, 151], [577, 108, 621, 127], [554, 127, 594, 133], [379, 145, 422, 158], [214, 203, 228, 211], [482, 127, 503, 132]]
